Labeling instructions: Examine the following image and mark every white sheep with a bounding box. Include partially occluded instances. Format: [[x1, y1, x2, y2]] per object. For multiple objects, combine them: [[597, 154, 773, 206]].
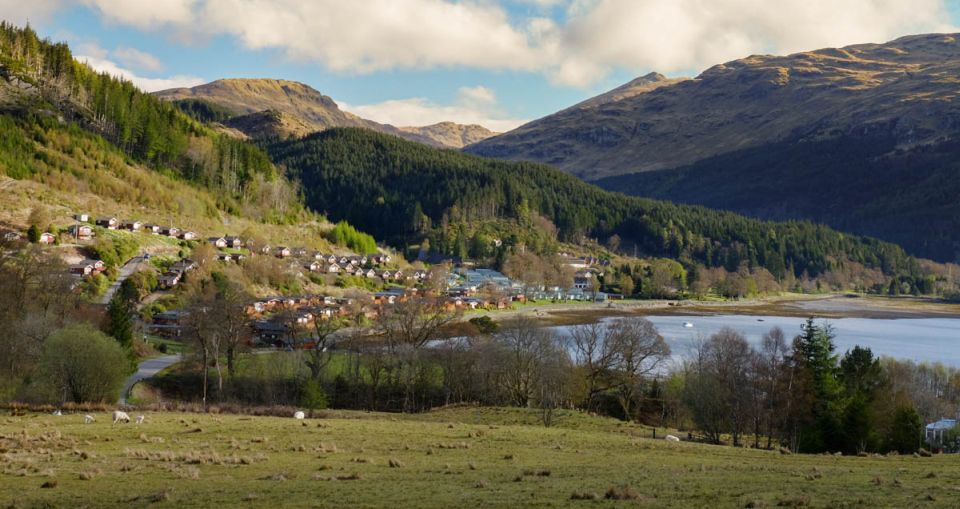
[[112, 410, 131, 424], [84, 415, 95, 424], [664, 434, 680, 442], [51, 409, 62, 416], [293, 411, 305, 420], [135, 415, 145, 425]]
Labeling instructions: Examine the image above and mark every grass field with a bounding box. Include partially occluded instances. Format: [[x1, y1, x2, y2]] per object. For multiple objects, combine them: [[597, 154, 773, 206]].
[[1, 407, 957, 508]]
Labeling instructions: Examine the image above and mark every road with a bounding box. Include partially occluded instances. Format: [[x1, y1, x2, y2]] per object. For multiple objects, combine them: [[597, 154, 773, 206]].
[[119, 354, 181, 405], [99, 254, 149, 304]]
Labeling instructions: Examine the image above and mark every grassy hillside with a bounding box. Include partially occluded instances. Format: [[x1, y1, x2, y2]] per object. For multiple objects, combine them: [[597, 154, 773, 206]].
[[266, 128, 921, 284], [2, 408, 957, 508], [0, 23, 301, 224]]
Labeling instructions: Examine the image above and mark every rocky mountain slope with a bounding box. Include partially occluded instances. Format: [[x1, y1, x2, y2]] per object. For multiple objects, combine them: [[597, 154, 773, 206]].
[[155, 79, 496, 147], [467, 33, 960, 262], [399, 122, 496, 149]]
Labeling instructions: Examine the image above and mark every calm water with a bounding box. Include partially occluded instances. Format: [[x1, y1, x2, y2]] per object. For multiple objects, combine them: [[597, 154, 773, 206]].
[[552, 315, 960, 366]]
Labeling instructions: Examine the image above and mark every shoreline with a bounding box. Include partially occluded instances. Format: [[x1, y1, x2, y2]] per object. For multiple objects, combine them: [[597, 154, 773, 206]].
[[472, 294, 960, 328]]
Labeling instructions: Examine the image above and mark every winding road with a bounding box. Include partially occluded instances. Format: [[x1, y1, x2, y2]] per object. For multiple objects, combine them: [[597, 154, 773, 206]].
[[119, 354, 181, 405], [99, 254, 150, 305]]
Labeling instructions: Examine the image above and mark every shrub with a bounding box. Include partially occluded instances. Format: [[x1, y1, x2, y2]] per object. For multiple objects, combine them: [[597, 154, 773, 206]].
[[36, 324, 131, 404]]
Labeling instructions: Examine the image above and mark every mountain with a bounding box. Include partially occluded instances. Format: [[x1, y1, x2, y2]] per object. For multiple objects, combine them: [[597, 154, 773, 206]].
[[265, 127, 927, 288], [155, 79, 496, 147], [399, 122, 496, 149], [466, 33, 960, 262]]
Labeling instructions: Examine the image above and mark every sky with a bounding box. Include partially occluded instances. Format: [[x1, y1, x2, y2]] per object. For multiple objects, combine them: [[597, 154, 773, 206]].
[[3, 0, 959, 131]]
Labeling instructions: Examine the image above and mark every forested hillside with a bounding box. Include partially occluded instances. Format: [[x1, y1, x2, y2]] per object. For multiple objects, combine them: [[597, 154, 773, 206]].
[[467, 33, 960, 263], [0, 23, 301, 222], [267, 128, 925, 286]]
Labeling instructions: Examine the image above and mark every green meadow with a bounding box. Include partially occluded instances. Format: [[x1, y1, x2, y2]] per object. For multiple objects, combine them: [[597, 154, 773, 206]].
[[1, 407, 957, 508]]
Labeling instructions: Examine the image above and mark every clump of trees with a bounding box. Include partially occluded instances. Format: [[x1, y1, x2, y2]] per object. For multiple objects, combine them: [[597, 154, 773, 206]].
[[680, 320, 926, 454], [36, 324, 129, 403], [327, 221, 377, 254], [0, 240, 133, 404]]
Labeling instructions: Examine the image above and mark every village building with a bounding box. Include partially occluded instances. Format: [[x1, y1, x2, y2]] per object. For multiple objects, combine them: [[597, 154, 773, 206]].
[[120, 220, 142, 231], [68, 224, 94, 240], [38, 232, 56, 244], [95, 217, 118, 229], [209, 236, 228, 248]]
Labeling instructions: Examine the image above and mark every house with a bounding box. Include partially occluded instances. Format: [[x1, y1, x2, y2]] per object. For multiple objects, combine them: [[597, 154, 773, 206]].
[[38, 232, 55, 244], [74, 213, 89, 222], [294, 311, 314, 325], [120, 220, 142, 231], [253, 320, 290, 345], [95, 217, 118, 229], [926, 419, 958, 447], [373, 292, 397, 305], [170, 259, 198, 273], [230, 253, 246, 262], [306, 261, 323, 272], [224, 236, 244, 248], [324, 263, 341, 274], [259, 245, 271, 255], [362, 268, 377, 278], [149, 310, 187, 337], [91, 260, 105, 271], [209, 237, 228, 248], [275, 246, 291, 258], [143, 224, 161, 234], [69, 262, 94, 276], [342, 264, 357, 275], [180, 231, 197, 241], [161, 226, 180, 238], [216, 252, 234, 262], [573, 270, 595, 290], [68, 224, 94, 240], [158, 272, 181, 289]]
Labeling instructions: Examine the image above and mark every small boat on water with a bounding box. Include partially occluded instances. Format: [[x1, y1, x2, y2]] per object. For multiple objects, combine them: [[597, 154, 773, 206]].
[[757, 318, 765, 322], [682, 322, 694, 328]]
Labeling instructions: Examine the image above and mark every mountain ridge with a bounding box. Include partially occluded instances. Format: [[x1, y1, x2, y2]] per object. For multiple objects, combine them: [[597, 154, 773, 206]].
[[155, 78, 496, 148], [466, 32, 960, 261]]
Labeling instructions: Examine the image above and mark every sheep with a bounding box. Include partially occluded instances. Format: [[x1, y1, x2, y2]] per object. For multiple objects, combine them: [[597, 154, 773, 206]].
[[52, 410, 62, 416], [84, 415, 95, 424], [293, 411, 305, 420], [664, 434, 680, 442], [112, 410, 131, 424], [135, 415, 145, 425]]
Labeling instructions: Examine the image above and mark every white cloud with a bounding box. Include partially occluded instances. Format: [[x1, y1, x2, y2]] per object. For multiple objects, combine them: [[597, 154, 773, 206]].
[[196, 0, 542, 73], [79, 0, 198, 29], [4, 0, 957, 88], [545, 0, 958, 86], [344, 86, 526, 132], [75, 53, 203, 92], [112, 46, 164, 72], [0, 0, 64, 25]]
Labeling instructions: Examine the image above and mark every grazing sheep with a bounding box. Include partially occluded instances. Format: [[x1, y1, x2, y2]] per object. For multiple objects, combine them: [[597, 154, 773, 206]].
[[135, 415, 145, 425], [112, 410, 131, 424], [665, 434, 680, 442], [52, 410, 62, 416], [293, 411, 305, 420], [84, 415, 95, 424]]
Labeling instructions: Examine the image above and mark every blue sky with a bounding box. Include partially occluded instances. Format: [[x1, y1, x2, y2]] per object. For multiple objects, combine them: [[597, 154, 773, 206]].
[[6, 0, 960, 130]]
